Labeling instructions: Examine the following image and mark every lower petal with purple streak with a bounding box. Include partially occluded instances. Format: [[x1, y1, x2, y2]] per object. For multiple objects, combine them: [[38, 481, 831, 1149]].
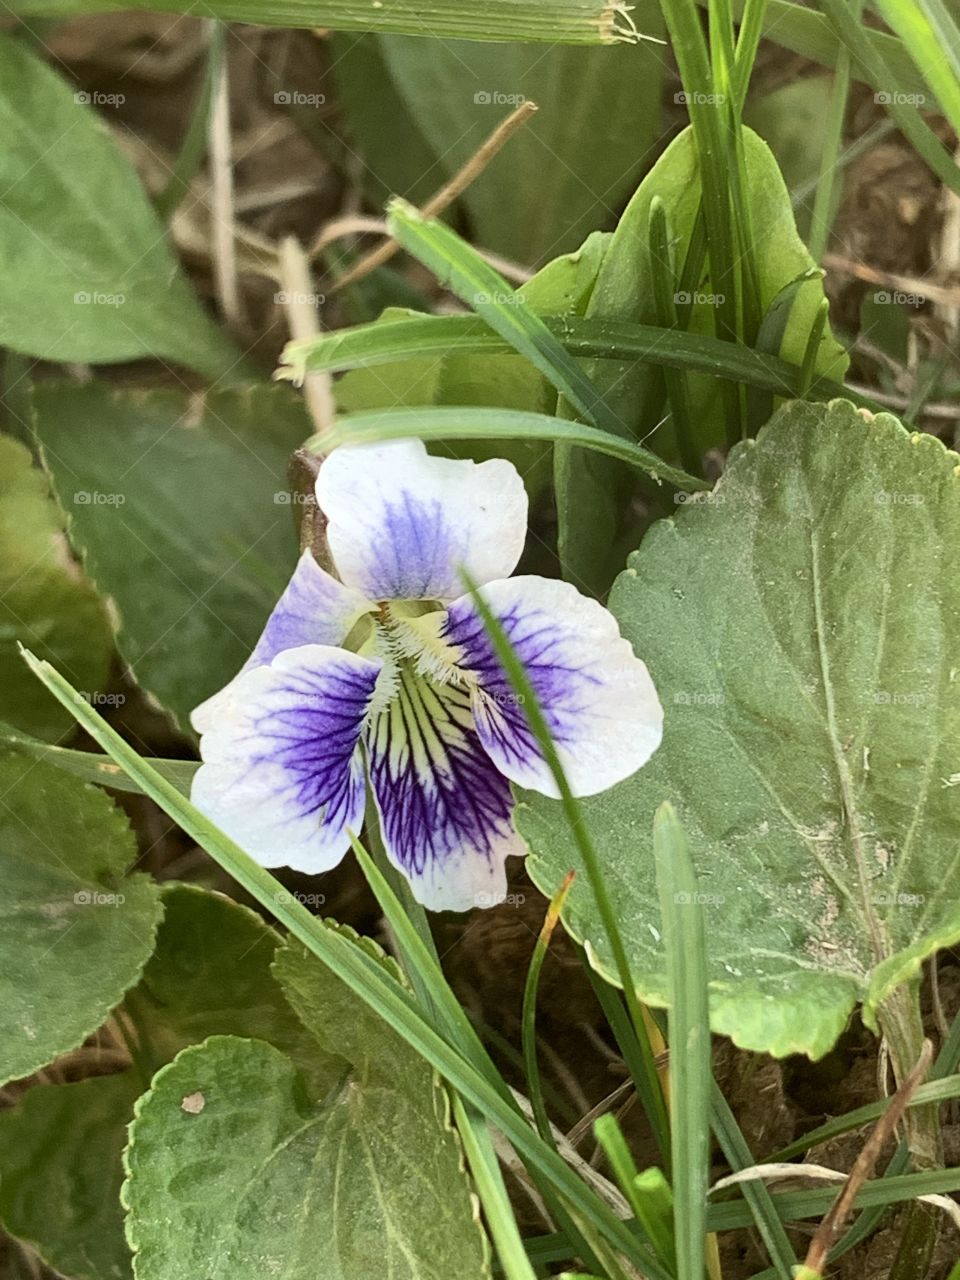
[[364, 664, 524, 912], [192, 644, 381, 873]]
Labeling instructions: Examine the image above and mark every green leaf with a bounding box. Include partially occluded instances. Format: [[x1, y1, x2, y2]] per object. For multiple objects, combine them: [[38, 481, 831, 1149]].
[[123, 1033, 491, 1280], [32, 381, 310, 730], [0, 750, 162, 1085], [0, 34, 239, 379], [0, 436, 112, 740], [554, 125, 848, 596], [0, 884, 341, 1280], [359, 37, 663, 261], [0, 1072, 140, 1280], [519, 399, 960, 1059], [3, 0, 640, 41]]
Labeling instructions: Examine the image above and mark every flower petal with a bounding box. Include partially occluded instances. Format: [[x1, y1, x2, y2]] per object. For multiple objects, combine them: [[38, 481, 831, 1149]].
[[365, 665, 523, 911], [191, 550, 371, 733], [443, 576, 663, 798], [315, 438, 528, 601], [192, 645, 381, 873]]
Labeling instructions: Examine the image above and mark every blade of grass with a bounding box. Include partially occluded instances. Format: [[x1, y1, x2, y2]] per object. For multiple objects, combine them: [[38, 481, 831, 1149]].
[[583, 964, 674, 1176], [872, 0, 960, 142], [658, 0, 744, 442], [19, 648, 671, 1277], [710, 1087, 798, 1277], [806, 0, 863, 263], [385, 199, 626, 437], [7, 0, 644, 43], [460, 572, 673, 1171], [522, 872, 577, 1145], [797, 298, 830, 397], [0, 720, 197, 795], [594, 1116, 677, 1273], [648, 197, 700, 475], [279, 312, 867, 409], [653, 804, 710, 1280], [452, 1094, 539, 1280], [312, 406, 708, 493]]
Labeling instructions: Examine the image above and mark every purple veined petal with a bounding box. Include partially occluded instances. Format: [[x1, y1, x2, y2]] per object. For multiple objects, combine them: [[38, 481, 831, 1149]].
[[443, 576, 664, 798], [364, 664, 524, 912], [191, 645, 381, 874], [191, 550, 372, 733], [315, 438, 528, 602]]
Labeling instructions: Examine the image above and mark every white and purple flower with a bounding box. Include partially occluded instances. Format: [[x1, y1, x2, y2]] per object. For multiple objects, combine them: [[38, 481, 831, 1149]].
[[191, 439, 663, 911]]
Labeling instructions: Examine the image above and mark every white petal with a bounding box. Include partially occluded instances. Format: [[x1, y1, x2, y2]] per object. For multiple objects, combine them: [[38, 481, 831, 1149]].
[[192, 645, 381, 873], [191, 550, 371, 734], [315, 438, 527, 601], [442, 577, 663, 798], [364, 665, 524, 912]]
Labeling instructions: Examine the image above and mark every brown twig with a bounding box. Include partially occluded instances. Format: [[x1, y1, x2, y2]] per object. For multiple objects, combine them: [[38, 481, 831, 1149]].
[[824, 252, 960, 309], [802, 1039, 934, 1276], [326, 100, 539, 293]]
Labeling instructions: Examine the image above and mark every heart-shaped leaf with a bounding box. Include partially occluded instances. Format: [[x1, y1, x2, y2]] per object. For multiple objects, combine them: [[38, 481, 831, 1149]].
[[124, 1027, 491, 1278], [520, 399, 960, 1058]]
